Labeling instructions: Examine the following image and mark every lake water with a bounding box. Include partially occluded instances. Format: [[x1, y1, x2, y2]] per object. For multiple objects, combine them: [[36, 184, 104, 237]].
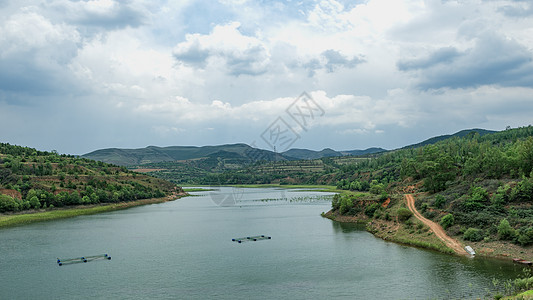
[[0, 187, 524, 299]]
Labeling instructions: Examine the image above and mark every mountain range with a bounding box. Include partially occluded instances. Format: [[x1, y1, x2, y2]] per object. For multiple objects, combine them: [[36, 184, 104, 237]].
[[82, 128, 496, 166]]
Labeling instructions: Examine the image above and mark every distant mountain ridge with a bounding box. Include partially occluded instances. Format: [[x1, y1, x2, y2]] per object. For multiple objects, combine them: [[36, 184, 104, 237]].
[[83, 143, 286, 166], [401, 128, 497, 149], [282, 148, 343, 160], [340, 147, 387, 156], [82, 128, 499, 166]]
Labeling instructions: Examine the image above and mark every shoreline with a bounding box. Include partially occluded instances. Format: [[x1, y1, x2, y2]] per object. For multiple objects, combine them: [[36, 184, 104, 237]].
[[182, 184, 339, 193], [0, 192, 187, 229], [323, 210, 533, 264]]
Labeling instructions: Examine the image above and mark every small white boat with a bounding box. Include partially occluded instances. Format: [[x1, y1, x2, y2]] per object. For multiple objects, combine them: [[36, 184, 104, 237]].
[[465, 246, 475, 256]]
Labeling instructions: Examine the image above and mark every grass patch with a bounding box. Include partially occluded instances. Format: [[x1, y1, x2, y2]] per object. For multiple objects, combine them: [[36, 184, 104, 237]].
[[183, 187, 213, 192], [0, 197, 177, 229], [388, 236, 455, 254]]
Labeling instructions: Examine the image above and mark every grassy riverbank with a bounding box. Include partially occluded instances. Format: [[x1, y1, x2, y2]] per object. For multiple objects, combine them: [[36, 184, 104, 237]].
[[0, 193, 186, 229]]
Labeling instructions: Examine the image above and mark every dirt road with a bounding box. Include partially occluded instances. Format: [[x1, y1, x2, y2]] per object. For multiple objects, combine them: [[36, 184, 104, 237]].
[[405, 194, 468, 255]]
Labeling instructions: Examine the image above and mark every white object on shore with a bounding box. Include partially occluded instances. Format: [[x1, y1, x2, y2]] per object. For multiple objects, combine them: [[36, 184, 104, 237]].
[[465, 246, 475, 256]]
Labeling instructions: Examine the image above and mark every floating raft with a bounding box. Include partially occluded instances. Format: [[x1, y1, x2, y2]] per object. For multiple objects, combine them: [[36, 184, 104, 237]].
[[232, 235, 271, 243], [57, 254, 111, 266]]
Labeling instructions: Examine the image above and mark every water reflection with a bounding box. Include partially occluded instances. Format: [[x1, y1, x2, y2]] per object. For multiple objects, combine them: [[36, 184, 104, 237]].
[[330, 220, 367, 233]]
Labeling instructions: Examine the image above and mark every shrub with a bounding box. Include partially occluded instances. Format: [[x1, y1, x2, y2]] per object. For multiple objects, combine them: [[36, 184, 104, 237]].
[[379, 192, 388, 201], [510, 177, 533, 202], [331, 194, 341, 210], [369, 180, 384, 195], [397, 207, 413, 222], [434, 195, 446, 209], [513, 276, 533, 292], [463, 228, 484, 242], [497, 219, 516, 240], [339, 196, 354, 215], [423, 210, 437, 220], [517, 227, 533, 246], [440, 214, 454, 229], [463, 186, 489, 212], [365, 203, 380, 217], [420, 203, 428, 213], [0, 194, 20, 212], [29, 196, 41, 209]]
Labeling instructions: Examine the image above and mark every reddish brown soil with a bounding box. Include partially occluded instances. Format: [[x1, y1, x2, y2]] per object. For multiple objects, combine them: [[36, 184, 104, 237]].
[[0, 189, 22, 200], [381, 198, 391, 208], [406, 194, 468, 255]]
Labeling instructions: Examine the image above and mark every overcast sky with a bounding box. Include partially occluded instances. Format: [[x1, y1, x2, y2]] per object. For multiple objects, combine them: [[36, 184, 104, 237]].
[[1, 0, 532, 155]]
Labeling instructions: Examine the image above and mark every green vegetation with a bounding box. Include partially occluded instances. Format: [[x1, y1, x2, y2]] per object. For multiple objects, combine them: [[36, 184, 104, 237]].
[[334, 127, 533, 244], [0, 142, 181, 216], [397, 207, 413, 222], [463, 228, 484, 242], [82, 126, 533, 256], [497, 269, 533, 299], [440, 214, 454, 229], [316, 126, 533, 259], [0, 197, 171, 228]]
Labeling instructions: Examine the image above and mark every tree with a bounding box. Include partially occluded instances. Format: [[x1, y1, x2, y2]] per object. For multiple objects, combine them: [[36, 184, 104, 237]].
[[369, 180, 384, 195], [510, 177, 533, 202], [365, 203, 380, 217], [29, 196, 41, 209], [339, 196, 353, 214], [434, 195, 446, 209], [517, 137, 533, 175], [497, 219, 516, 240], [517, 227, 533, 246], [440, 214, 454, 229], [397, 207, 413, 222], [0, 194, 20, 212], [463, 228, 484, 242], [463, 186, 489, 211]]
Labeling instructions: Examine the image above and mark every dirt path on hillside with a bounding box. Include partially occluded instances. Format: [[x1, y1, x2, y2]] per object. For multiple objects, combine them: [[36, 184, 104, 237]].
[[405, 194, 468, 255]]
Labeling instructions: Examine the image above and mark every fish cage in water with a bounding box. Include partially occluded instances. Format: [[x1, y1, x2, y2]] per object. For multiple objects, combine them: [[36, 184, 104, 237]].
[[57, 254, 111, 266], [232, 235, 271, 243]]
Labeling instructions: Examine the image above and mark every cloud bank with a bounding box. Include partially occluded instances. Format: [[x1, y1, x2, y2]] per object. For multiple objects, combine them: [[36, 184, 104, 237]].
[[0, 0, 532, 154]]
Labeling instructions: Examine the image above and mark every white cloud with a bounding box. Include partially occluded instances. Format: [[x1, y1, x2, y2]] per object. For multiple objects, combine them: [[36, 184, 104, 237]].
[[173, 22, 270, 76], [0, 10, 81, 97], [1, 0, 532, 154]]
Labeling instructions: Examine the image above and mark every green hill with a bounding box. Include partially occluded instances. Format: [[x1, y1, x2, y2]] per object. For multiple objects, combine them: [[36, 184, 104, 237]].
[[401, 128, 496, 149], [0, 143, 181, 214], [328, 126, 533, 252], [340, 147, 387, 156], [282, 148, 344, 160], [83, 143, 287, 166]]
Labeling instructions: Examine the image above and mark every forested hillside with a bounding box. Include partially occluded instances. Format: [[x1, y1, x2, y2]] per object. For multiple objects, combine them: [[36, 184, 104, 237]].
[[329, 126, 533, 248], [0, 143, 180, 213]]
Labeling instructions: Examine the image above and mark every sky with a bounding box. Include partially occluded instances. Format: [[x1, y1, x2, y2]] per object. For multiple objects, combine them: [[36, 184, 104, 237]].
[[1, 0, 532, 155]]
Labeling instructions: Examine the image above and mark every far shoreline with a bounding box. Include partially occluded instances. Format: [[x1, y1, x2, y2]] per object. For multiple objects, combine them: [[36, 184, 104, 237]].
[[0, 191, 187, 229]]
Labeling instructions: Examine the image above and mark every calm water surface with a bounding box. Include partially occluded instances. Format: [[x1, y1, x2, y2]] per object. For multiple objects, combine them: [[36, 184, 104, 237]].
[[0, 187, 524, 299]]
